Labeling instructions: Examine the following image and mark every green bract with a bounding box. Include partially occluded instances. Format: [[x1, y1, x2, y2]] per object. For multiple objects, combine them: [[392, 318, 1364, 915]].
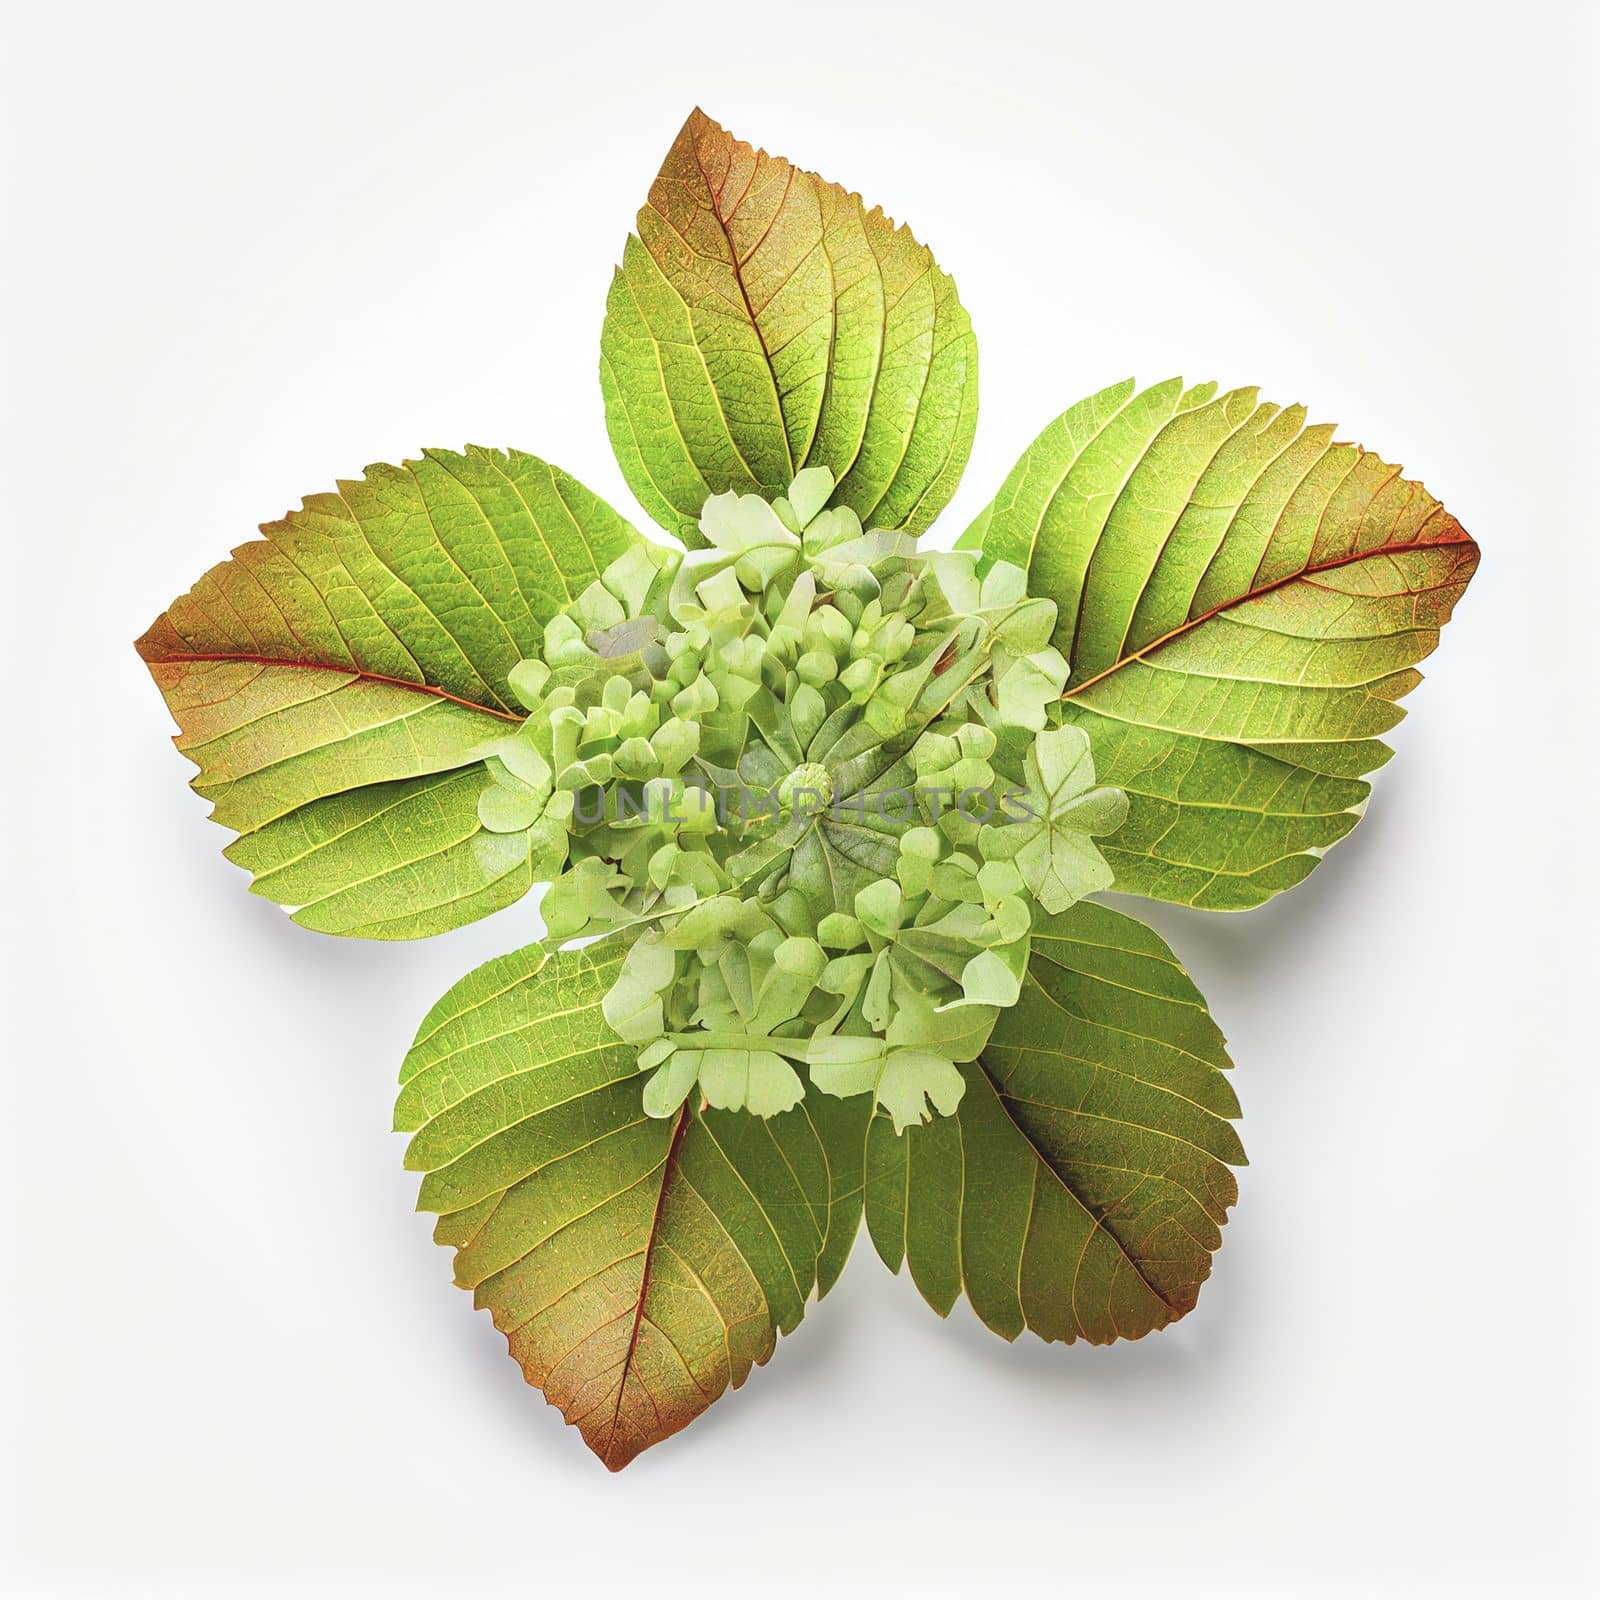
[[138, 108, 1479, 1471]]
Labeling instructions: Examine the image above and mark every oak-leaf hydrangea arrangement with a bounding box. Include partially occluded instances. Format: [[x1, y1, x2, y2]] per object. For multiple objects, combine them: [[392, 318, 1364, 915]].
[[138, 110, 1480, 1470]]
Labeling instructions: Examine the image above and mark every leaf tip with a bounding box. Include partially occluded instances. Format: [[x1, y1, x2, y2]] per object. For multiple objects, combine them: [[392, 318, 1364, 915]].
[[133, 616, 172, 665], [677, 104, 719, 147]]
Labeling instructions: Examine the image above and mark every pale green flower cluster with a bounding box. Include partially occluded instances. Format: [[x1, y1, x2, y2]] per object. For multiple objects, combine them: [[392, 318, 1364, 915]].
[[485, 468, 1127, 1133]]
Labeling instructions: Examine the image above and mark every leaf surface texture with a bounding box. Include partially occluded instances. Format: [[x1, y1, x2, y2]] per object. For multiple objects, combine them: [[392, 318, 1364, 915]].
[[601, 109, 977, 545], [962, 381, 1479, 907]]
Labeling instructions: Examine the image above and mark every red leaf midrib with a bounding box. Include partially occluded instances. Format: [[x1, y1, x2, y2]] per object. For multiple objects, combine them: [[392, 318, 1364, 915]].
[[599, 1102, 694, 1471], [1062, 532, 1480, 702], [139, 650, 524, 722]]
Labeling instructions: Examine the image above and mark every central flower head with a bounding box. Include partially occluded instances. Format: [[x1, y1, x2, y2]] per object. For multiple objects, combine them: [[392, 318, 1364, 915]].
[[499, 468, 1125, 1133]]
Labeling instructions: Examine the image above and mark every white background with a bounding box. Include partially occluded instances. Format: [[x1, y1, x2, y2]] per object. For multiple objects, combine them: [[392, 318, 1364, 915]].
[[4, 1, 1595, 1594]]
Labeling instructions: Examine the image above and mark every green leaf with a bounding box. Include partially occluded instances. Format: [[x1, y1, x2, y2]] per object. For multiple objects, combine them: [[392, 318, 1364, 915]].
[[864, 899, 1243, 1342], [962, 380, 1480, 908], [398, 936, 839, 1470], [137, 448, 642, 936], [600, 108, 978, 547], [226, 768, 536, 939], [804, 1085, 873, 1298]]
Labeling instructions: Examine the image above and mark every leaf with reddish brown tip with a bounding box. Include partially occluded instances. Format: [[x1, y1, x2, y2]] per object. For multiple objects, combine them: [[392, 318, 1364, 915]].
[[601, 109, 978, 547], [399, 936, 844, 1469], [135, 447, 643, 937], [960, 380, 1480, 908]]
